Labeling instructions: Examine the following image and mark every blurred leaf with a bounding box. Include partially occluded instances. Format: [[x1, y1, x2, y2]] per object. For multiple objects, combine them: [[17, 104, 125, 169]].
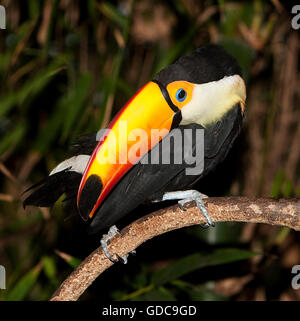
[[0, 122, 26, 155], [188, 285, 226, 301], [219, 39, 254, 80], [11, 18, 38, 64], [186, 222, 243, 245], [134, 286, 176, 301], [42, 256, 58, 286], [173, 280, 226, 301], [0, 52, 11, 74], [129, 264, 149, 290], [55, 250, 81, 268], [33, 99, 67, 153], [0, 211, 44, 236], [220, 1, 251, 37], [151, 248, 256, 287], [153, 27, 196, 75], [121, 284, 154, 301], [5, 263, 43, 301], [97, 2, 127, 29], [0, 58, 66, 118], [28, 1, 40, 19], [275, 227, 290, 245], [61, 72, 92, 141], [283, 179, 293, 197], [271, 170, 285, 197]]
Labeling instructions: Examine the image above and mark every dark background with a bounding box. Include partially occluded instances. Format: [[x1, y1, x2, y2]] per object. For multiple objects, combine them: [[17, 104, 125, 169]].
[[0, 0, 300, 301]]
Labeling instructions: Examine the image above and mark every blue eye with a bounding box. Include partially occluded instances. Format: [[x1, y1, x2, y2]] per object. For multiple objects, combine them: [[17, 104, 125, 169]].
[[176, 88, 187, 102]]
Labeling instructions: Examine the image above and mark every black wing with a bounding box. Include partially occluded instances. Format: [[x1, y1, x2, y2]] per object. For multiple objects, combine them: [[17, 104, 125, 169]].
[[23, 133, 98, 209]]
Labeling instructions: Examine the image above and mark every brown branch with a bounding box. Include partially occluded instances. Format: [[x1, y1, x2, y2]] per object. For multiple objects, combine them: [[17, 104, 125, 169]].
[[50, 197, 300, 301]]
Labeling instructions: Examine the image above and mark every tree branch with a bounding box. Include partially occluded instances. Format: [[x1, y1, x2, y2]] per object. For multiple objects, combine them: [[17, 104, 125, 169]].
[[50, 197, 300, 301]]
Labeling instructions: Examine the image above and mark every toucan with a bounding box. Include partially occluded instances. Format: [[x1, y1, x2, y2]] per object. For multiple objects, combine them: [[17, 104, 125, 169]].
[[23, 45, 246, 262]]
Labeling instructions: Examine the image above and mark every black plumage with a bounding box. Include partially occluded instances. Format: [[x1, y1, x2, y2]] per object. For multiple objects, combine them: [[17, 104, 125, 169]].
[[23, 169, 82, 208], [155, 45, 241, 86], [70, 133, 97, 156], [23, 133, 98, 209]]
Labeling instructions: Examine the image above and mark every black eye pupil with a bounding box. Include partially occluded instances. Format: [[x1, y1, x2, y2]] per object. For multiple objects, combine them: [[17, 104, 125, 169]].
[[178, 89, 185, 99]]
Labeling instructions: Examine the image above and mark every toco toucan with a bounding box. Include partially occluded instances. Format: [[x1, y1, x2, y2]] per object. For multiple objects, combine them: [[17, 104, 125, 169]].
[[23, 45, 246, 262]]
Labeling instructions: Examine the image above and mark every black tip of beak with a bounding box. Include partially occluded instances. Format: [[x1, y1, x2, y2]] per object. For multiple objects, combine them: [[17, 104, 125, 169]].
[[78, 174, 103, 221]]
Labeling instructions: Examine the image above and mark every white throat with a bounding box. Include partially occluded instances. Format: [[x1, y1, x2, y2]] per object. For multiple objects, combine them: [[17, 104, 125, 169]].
[[180, 74, 246, 127]]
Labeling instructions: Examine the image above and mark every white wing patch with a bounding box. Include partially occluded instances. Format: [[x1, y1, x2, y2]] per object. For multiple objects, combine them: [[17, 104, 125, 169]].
[[50, 155, 90, 176]]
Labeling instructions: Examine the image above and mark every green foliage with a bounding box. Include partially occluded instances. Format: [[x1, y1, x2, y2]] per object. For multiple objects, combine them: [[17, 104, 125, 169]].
[[0, 0, 298, 301], [271, 171, 296, 198], [120, 248, 256, 300], [151, 248, 255, 287], [55, 251, 82, 269], [4, 263, 43, 301]]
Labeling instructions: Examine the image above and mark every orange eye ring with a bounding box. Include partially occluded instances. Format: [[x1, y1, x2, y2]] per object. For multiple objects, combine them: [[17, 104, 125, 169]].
[[167, 81, 195, 109]]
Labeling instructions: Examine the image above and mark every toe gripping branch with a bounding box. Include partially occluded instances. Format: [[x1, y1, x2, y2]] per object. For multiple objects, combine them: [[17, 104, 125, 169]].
[[100, 225, 136, 264], [101, 190, 213, 264], [162, 190, 215, 228]]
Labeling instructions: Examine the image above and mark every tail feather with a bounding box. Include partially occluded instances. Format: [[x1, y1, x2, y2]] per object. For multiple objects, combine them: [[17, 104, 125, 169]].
[[23, 169, 82, 208], [23, 133, 96, 212], [22, 178, 48, 196]]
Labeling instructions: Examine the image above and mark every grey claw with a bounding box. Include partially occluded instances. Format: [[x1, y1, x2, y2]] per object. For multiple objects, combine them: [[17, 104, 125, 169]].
[[100, 225, 136, 264], [116, 250, 136, 264], [130, 250, 136, 256], [178, 191, 214, 228], [115, 250, 136, 264], [116, 254, 128, 264], [108, 255, 118, 264], [200, 220, 215, 229], [178, 202, 187, 211], [155, 190, 215, 228], [200, 222, 210, 229]]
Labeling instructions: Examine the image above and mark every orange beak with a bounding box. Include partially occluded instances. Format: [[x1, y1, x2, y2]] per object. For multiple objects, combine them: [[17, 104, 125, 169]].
[[77, 81, 181, 220]]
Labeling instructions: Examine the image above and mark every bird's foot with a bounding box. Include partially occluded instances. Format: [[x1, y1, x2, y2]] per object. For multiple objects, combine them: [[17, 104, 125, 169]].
[[100, 225, 136, 264], [161, 190, 214, 228]]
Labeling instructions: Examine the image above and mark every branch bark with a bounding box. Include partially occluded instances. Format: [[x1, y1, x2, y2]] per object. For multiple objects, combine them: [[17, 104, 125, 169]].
[[50, 197, 300, 301]]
